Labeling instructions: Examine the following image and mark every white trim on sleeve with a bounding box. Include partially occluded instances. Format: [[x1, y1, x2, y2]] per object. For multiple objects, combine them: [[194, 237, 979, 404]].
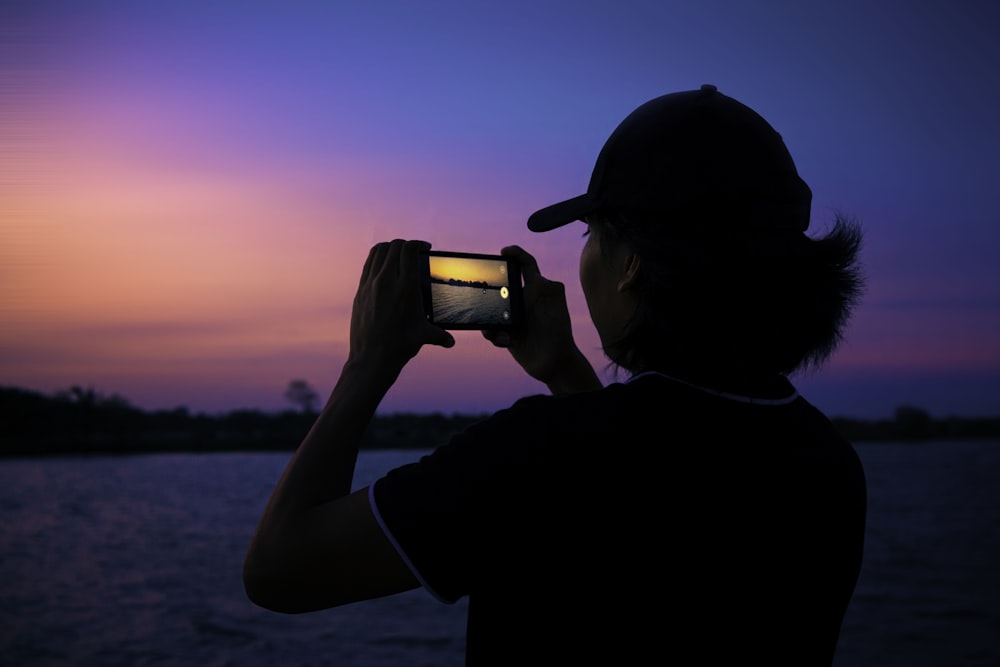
[[368, 482, 454, 604]]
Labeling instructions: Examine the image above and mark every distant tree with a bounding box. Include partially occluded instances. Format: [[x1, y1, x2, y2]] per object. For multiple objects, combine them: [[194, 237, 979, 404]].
[[55, 385, 98, 405], [284, 379, 319, 414], [894, 404, 933, 439], [53, 385, 133, 408]]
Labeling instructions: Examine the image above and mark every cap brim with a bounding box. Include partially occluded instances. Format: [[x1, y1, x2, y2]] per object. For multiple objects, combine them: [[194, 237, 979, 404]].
[[527, 194, 597, 232]]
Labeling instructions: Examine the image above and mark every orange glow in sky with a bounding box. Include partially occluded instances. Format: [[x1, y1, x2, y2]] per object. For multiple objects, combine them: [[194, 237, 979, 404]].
[[428, 255, 510, 286], [3, 1, 998, 418]]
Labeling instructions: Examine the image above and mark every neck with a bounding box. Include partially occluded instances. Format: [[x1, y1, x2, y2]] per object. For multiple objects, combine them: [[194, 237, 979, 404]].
[[636, 360, 783, 394]]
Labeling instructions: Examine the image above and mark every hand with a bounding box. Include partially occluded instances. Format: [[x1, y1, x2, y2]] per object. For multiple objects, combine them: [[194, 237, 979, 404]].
[[483, 245, 601, 393], [348, 239, 455, 377]]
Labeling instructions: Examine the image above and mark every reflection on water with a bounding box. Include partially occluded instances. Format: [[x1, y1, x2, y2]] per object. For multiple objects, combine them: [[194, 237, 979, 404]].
[[431, 283, 510, 326], [0, 451, 467, 667], [1, 442, 999, 666]]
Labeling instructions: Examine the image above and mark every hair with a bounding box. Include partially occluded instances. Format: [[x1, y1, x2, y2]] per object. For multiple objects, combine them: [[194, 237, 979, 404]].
[[591, 207, 865, 379]]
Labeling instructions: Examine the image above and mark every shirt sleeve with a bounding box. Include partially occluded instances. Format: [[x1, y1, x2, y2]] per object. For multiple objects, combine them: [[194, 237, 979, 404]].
[[369, 394, 556, 604], [370, 449, 473, 603]]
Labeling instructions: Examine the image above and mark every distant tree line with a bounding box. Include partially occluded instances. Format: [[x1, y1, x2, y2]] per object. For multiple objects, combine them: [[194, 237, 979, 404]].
[[831, 405, 1000, 441], [1, 385, 998, 458], [0, 385, 487, 458]]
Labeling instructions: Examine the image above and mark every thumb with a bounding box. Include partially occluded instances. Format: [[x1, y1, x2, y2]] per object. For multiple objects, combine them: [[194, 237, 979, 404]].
[[482, 329, 511, 348], [427, 327, 456, 349]]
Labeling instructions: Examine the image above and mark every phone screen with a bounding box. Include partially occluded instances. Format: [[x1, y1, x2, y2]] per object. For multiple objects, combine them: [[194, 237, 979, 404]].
[[420, 251, 523, 329]]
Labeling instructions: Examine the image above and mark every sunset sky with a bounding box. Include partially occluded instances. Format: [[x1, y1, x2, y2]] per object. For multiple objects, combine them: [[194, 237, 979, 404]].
[[2, 0, 998, 419], [428, 254, 510, 285]]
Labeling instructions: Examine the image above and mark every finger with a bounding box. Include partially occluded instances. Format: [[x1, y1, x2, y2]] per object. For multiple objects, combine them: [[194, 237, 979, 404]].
[[368, 241, 395, 279], [360, 242, 388, 283], [428, 328, 456, 349], [483, 330, 511, 348], [399, 239, 431, 281], [376, 239, 406, 279], [501, 245, 541, 281]]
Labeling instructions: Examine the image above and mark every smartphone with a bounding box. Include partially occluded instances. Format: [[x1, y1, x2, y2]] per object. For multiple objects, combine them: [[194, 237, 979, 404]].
[[419, 250, 523, 329]]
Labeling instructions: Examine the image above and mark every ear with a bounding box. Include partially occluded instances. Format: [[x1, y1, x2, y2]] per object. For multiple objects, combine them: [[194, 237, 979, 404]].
[[617, 251, 641, 293]]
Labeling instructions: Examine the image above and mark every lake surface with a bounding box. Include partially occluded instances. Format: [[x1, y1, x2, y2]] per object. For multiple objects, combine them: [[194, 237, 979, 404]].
[[2, 441, 998, 666], [430, 283, 512, 327]]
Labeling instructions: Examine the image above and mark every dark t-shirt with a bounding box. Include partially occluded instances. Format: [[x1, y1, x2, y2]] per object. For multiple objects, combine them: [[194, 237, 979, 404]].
[[371, 372, 867, 666]]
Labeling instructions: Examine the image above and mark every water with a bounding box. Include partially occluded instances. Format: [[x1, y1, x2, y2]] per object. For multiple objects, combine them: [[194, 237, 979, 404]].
[[1, 441, 998, 666], [1, 451, 468, 667], [832, 440, 1000, 666], [430, 283, 512, 327]]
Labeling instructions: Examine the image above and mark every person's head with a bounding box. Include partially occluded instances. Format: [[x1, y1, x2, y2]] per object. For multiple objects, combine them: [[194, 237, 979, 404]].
[[529, 85, 865, 379]]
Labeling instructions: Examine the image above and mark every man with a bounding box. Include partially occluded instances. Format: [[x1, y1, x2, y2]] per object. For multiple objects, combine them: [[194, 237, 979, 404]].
[[243, 84, 867, 665]]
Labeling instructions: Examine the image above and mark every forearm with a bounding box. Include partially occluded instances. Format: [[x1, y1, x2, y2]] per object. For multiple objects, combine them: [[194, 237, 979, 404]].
[[245, 239, 454, 608], [247, 358, 398, 558], [243, 357, 414, 609]]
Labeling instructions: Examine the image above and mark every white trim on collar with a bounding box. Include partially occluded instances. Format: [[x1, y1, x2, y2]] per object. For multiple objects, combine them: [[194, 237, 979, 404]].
[[628, 371, 800, 406]]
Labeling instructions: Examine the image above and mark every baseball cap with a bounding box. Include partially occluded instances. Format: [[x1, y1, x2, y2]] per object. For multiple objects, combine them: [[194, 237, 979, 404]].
[[527, 84, 812, 234]]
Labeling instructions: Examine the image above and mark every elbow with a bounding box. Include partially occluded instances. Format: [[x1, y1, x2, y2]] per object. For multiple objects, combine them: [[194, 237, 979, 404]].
[[242, 554, 277, 611], [243, 548, 331, 614], [243, 569, 301, 614], [242, 550, 301, 614], [243, 582, 285, 614]]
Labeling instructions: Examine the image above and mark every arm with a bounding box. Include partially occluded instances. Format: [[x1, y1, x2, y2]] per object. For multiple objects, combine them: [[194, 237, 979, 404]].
[[243, 239, 455, 613], [483, 245, 602, 394]]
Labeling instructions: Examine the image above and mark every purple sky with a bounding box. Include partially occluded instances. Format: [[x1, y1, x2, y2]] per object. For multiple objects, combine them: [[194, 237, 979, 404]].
[[3, 0, 999, 419]]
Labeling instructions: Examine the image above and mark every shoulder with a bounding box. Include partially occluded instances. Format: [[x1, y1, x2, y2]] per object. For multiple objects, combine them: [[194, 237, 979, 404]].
[[459, 377, 679, 443], [375, 380, 657, 493]]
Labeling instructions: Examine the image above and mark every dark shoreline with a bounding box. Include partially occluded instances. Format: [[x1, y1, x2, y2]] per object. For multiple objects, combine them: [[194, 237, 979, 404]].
[[3, 386, 999, 458]]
